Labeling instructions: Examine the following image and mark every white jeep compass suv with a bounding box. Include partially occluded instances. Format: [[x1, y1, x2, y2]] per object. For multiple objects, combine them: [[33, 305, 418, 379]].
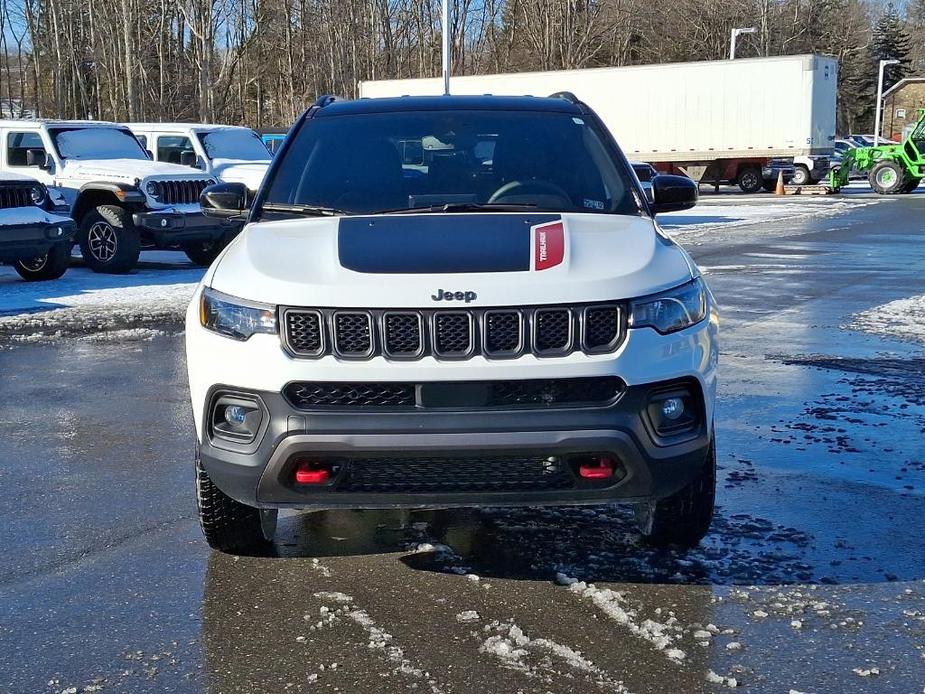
[[186, 94, 719, 553]]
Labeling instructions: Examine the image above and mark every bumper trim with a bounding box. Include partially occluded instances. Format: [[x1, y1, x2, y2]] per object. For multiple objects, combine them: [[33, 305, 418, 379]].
[[0, 219, 75, 262], [132, 209, 227, 244]]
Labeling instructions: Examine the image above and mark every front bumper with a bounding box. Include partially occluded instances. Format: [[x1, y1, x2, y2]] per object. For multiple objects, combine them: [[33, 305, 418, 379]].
[[132, 209, 230, 245], [762, 164, 794, 181], [0, 219, 74, 262], [198, 382, 712, 510]]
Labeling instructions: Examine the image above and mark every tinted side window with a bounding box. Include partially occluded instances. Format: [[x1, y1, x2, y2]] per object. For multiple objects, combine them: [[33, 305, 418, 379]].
[[7, 131, 44, 167], [157, 135, 193, 164]]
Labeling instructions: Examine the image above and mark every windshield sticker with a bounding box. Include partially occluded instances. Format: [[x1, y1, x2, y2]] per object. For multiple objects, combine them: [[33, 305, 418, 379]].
[[583, 199, 605, 210]]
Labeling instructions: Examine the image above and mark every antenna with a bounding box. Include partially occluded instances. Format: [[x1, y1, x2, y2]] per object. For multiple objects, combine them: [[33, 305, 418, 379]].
[[442, 0, 450, 95]]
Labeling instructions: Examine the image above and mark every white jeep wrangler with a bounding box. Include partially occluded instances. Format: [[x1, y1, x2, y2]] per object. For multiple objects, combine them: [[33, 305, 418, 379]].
[[0, 120, 226, 273], [123, 123, 271, 193]]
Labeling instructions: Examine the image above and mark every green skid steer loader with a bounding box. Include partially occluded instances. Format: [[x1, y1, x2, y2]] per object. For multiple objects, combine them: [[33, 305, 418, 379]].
[[829, 109, 925, 194]]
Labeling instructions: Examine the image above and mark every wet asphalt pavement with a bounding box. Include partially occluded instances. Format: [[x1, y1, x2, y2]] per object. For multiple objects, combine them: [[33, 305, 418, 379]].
[[1, 195, 924, 693]]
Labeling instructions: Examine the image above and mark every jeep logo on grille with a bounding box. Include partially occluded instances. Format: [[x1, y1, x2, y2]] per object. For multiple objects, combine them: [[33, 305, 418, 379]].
[[432, 289, 477, 303]]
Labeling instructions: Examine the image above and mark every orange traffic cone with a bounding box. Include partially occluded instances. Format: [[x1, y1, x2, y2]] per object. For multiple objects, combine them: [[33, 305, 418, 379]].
[[775, 170, 785, 196]]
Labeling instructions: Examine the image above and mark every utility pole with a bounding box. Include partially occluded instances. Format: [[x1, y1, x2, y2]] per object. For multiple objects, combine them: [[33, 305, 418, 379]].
[[442, 0, 451, 95], [874, 59, 900, 146], [729, 27, 757, 60]]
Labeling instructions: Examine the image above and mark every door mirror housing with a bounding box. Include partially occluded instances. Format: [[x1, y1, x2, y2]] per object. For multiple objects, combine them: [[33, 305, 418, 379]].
[[26, 148, 51, 170], [180, 150, 198, 168], [650, 174, 698, 214], [201, 182, 249, 219]]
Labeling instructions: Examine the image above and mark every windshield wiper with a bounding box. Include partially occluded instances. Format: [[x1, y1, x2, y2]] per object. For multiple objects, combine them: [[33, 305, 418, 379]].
[[261, 203, 347, 217], [377, 202, 539, 215]]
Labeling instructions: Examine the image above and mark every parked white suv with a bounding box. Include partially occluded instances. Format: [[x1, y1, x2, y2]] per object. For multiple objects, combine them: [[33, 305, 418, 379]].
[[186, 94, 719, 553], [124, 123, 271, 192], [0, 120, 225, 273]]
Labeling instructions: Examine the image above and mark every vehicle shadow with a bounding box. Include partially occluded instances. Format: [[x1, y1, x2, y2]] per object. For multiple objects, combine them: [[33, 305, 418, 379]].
[[253, 499, 912, 587]]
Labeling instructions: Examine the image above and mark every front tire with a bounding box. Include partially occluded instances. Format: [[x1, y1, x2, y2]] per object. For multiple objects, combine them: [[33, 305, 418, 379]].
[[196, 453, 270, 553], [736, 167, 763, 194], [869, 161, 907, 195], [791, 165, 810, 186], [634, 437, 716, 548], [184, 239, 224, 267], [78, 205, 141, 274], [13, 242, 71, 281]]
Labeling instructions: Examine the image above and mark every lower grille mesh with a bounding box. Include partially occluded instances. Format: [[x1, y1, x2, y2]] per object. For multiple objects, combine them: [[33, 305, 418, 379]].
[[337, 455, 575, 493]]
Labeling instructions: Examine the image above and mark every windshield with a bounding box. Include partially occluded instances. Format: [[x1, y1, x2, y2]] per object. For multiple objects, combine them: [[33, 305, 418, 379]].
[[51, 127, 147, 161], [260, 109, 640, 216], [197, 129, 271, 162]]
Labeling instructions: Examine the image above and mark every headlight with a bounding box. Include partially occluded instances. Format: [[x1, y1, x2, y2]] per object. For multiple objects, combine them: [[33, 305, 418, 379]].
[[30, 185, 46, 205], [629, 277, 707, 334], [199, 287, 277, 340], [145, 181, 159, 197]]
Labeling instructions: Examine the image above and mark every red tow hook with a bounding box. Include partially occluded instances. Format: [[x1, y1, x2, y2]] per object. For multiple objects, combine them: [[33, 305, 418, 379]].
[[578, 456, 616, 479], [294, 462, 331, 485]]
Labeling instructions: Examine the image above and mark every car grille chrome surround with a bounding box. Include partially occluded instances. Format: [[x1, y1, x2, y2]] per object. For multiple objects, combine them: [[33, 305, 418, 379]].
[[282, 303, 625, 361], [149, 179, 211, 205]]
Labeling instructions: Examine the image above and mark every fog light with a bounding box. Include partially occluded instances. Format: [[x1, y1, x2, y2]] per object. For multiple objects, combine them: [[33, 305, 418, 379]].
[[661, 397, 684, 420], [224, 405, 248, 427]]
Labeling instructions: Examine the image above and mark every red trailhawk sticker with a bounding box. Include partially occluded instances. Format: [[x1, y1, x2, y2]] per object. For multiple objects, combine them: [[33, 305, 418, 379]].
[[532, 220, 565, 270]]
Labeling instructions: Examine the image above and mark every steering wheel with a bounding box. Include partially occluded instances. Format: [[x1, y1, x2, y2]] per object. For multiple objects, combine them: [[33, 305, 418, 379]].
[[488, 179, 572, 205]]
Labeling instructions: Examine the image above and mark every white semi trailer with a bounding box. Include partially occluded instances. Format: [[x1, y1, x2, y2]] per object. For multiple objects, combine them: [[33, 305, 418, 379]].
[[360, 55, 838, 192]]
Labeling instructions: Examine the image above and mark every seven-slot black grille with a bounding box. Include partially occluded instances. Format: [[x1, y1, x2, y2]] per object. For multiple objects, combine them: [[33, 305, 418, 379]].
[[282, 303, 624, 361], [282, 376, 625, 411], [0, 185, 36, 209], [149, 179, 211, 205], [336, 455, 576, 494]]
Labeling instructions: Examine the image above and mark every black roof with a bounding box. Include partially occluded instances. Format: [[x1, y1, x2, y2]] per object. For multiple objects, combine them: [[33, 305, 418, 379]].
[[315, 94, 583, 117]]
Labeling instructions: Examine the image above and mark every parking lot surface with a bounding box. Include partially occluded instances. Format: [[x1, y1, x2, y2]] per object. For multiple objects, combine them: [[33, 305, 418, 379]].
[[0, 193, 923, 693]]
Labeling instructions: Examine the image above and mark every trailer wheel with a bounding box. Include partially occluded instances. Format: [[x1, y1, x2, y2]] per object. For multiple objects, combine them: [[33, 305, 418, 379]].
[[869, 161, 907, 195], [736, 167, 763, 194], [791, 165, 810, 186]]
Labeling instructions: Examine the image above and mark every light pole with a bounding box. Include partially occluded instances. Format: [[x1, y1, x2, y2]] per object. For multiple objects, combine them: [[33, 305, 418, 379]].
[[729, 27, 757, 60], [874, 58, 900, 146], [441, 0, 451, 95]]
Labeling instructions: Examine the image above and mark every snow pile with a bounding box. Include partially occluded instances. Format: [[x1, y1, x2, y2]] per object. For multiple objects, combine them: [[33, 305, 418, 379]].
[[849, 293, 925, 345]]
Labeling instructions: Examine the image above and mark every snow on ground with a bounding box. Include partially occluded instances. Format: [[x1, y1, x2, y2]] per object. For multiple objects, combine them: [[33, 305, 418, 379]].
[[0, 251, 202, 342], [658, 196, 880, 234], [848, 293, 925, 345]]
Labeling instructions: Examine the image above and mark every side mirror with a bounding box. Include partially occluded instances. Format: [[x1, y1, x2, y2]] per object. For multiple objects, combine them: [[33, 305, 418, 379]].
[[145, 149, 154, 160], [201, 182, 249, 219], [180, 150, 198, 168], [26, 148, 50, 170], [196, 155, 206, 170], [650, 174, 698, 214]]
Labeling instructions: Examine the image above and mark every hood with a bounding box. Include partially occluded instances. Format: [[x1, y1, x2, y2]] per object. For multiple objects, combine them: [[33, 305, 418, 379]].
[[209, 212, 695, 308], [61, 158, 213, 184], [211, 160, 270, 191]]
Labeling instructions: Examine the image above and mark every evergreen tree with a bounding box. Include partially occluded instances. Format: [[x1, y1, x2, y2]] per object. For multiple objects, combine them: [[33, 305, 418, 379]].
[[871, 3, 912, 90]]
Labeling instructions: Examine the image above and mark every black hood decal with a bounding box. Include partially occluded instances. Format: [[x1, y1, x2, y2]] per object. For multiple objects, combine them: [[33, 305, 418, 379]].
[[338, 214, 560, 274]]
